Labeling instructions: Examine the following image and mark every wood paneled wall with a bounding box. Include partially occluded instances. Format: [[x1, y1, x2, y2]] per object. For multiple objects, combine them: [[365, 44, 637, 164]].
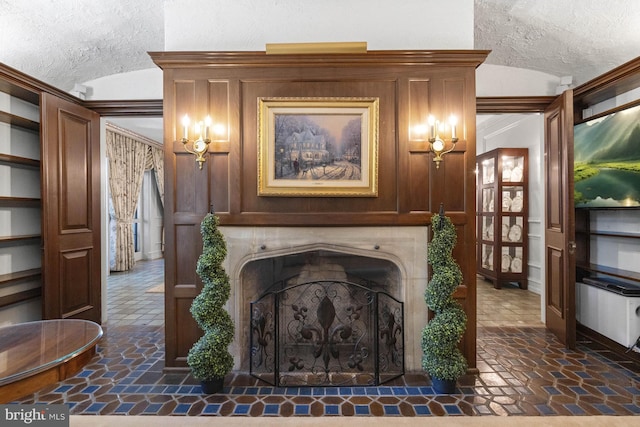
[[150, 50, 488, 371]]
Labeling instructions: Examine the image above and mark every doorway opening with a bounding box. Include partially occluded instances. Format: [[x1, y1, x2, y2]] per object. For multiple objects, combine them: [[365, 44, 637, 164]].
[[476, 113, 544, 328], [103, 116, 165, 328]]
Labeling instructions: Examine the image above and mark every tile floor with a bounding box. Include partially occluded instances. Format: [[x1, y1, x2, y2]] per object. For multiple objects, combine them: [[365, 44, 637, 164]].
[[105, 259, 164, 327], [476, 278, 543, 328], [12, 259, 640, 417]]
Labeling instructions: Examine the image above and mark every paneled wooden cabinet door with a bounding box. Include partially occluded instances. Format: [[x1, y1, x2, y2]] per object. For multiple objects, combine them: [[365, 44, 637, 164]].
[[544, 90, 575, 348], [41, 93, 101, 322]]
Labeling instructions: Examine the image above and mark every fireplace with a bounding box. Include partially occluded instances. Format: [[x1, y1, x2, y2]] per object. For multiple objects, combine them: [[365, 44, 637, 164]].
[[220, 226, 429, 376], [248, 251, 404, 386]]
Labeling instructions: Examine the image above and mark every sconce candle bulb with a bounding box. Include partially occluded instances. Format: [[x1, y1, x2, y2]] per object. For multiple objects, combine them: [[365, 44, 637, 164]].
[[428, 115, 437, 140], [180, 114, 214, 170], [182, 114, 190, 140], [204, 116, 212, 140], [449, 115, 457, 140], [425, 114, 459, 169]]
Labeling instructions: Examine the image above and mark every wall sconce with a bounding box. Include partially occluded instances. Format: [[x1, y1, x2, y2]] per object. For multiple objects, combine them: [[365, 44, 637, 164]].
[[423, 115, 458, 169], [181, 114, 212, 170]]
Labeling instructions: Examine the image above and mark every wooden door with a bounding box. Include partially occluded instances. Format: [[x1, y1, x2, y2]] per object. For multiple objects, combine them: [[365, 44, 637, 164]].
[[41, 93, 101, 322], [544, 90, 575, 348]]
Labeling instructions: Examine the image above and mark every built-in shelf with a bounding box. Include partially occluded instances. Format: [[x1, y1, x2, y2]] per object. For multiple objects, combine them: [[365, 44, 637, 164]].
[[0, 154, 40, 169], [0, 78, 40, 105], [577, 263, 640, 283], [0, 110, 39, 132], [0, 268, 41, 288], [575, 208, 640, 286], [0, 196, 41, 207], [0, 234, 41, 244], [0, 287, 42, 309], [579, 230, 640, 239]]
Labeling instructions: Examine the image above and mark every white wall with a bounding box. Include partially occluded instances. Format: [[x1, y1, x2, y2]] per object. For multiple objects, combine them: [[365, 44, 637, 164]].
[[476, 64, 561, 96], [79, 1, 564, 102], [164, 0, 474, 51], [83, 68, 163, 100], [476, 114, 546, 313], [81, 0, 475, 100], [84, 62, 564, 102]]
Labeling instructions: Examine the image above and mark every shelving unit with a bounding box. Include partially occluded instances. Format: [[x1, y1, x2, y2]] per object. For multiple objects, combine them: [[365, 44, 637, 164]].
[[575, 207, 640, 283], [476, 148, 528, 289], [0, 81, 42, 315], [1, 63, 102, 324], [575, 207, 640, 351]]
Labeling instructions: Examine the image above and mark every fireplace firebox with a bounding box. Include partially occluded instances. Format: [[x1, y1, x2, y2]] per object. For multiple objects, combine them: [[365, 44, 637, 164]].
[[250, 277, 404, 386]]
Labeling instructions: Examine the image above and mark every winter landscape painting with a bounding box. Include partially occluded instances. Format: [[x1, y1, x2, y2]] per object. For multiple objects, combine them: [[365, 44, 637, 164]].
[[258, 97, 379, 197]]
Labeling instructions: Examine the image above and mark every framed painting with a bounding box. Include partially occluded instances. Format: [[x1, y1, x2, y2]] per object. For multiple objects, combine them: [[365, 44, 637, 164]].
[[258, 97, 379, 197], [574, 102, 640, 208]]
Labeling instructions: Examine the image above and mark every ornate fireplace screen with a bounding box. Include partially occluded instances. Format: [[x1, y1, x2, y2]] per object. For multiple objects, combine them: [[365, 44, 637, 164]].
[[250, 279, 404, 386]]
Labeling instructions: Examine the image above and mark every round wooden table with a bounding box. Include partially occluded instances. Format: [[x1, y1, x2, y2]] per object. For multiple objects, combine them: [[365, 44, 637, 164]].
[[0, 319, 103, 403]]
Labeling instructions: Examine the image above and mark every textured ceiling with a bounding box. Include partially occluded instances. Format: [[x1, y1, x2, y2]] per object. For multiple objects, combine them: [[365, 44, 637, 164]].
[[1, 0, 637, 92], [475, 0, 640, 86], [0, 0, 164, 92]]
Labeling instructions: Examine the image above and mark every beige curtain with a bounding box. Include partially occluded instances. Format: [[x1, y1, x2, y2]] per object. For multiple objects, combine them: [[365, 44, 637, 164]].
[[107, 131, 149, 271], [150, 146, 164, 207]]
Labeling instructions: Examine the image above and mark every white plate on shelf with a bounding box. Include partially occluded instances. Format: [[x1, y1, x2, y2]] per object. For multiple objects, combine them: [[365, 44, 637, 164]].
[[503, 167, 512, 182], [508, 224, 523, 242], [484, 168, 494, 184], [502, 223, 509, 240], [511, 195, 523, 212], [501, 254, 511, 272], [485, 222, 494, 240], [483, 253, 494, 270], [510, 166, 523, 182], [502, 195, 512, 212], [510, 257, 522, 273]]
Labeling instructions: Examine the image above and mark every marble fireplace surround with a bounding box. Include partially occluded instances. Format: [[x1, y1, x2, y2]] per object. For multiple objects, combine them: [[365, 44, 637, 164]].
[[220, 225, 429, 373]]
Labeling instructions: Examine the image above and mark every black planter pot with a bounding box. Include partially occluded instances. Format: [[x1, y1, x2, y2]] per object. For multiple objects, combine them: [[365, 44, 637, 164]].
[[431, 377, 457, 394], [200, 377, 225, 394]]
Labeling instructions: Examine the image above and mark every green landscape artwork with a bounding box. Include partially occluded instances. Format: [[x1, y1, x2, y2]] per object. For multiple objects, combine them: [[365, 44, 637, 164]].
[[574, 103, 640, 208]]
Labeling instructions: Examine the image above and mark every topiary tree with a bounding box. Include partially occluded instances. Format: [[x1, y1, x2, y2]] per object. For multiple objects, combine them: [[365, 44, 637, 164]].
[[187, 213, 234, 392], [421, 205, 467, 392]]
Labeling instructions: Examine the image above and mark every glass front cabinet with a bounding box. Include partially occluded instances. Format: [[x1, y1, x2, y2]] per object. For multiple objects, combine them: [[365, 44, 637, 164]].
[[476, 148, 528, 289]]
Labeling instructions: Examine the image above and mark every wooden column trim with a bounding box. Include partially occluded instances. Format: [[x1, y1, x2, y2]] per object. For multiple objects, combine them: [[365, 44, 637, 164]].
[[573, 57, 640, 108], [476, 96, 555, 113], [83, 99, 163, 116]]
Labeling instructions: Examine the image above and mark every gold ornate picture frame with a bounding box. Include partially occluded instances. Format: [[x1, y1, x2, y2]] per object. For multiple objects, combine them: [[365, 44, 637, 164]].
[[258, 97, 379, 197]]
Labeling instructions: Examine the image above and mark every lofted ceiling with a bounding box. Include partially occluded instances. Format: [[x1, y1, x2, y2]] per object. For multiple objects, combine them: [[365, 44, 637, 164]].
[[1, 0, 638, 92], [0, 0, 638, 142], [0, 0, 164, 93], [475, 0, 640, 86]]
